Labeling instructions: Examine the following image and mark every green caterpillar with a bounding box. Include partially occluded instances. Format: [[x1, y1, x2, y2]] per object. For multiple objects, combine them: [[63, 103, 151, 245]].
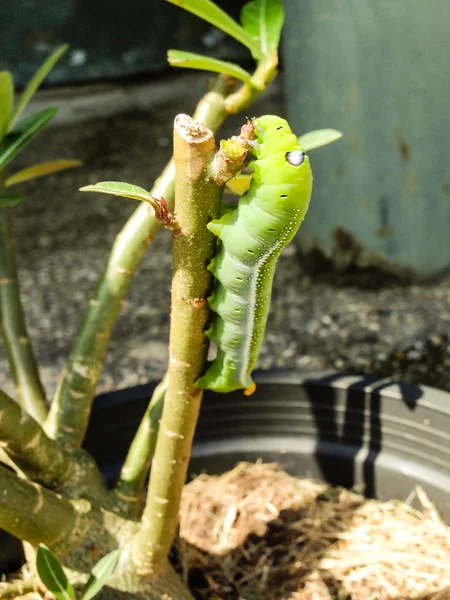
[[196, 115, 313, 394]]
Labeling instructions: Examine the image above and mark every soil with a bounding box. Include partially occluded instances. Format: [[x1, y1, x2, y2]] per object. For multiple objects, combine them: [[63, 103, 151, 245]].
[[176, 463, 450, 600]]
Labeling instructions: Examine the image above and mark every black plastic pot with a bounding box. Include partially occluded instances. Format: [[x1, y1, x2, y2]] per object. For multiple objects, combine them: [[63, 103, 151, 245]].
[[2, 370, 450, 573], [85, 370, 450, 518]]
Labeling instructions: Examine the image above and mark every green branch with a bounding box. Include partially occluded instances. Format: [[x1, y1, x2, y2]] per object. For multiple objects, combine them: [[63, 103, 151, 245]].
[[225, 52, 278, 113], [130, 115, 226, 572], [0, 387, 107, 502], [0, 579, 43, 599], [0, 463, 87, 551], [46, 55, 278, 449], [114, 373, 168, 516], [0, 207, 48, 424], [0, 387, 71, 487], [44, 158, 176, 447]]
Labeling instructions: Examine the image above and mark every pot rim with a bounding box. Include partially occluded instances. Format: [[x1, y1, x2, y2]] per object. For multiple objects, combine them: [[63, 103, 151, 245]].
[[93, 368, 450, 413]]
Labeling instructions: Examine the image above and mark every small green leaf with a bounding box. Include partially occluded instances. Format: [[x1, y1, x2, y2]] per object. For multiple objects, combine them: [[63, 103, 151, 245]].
[[5, 159, 82, 187], [36, 545, 76, 600], [80, 550, 120, 600], [298, 129, 344, 151], [9, 45, 68, 131], [168, 50, 252, 85], [0, 71, 14, 141], [166, 0, 260, 58], [0, 108, 57, 170], [80, 181, 153, 203], [0, 194, 26, 208], [241, 0, 284, 59]]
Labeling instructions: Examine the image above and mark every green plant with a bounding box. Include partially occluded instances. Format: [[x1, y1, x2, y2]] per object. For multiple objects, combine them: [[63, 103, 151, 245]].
[[0, 45, 80, 425], [36, 545, 120, 600], [0, 2, 341, 599]]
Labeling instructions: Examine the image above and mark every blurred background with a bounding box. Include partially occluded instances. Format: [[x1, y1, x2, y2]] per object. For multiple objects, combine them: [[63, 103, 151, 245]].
[[0, 0, 449, 398]]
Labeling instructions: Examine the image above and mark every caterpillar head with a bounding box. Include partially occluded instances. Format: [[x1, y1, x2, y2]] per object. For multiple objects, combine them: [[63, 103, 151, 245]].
[[255, 115, 292, 137], [248, 115, 312, 196], [252, 115, 305, 159]]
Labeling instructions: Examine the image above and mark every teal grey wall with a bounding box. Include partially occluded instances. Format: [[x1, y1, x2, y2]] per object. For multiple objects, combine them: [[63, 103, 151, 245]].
[[284, 0, 450, 277]]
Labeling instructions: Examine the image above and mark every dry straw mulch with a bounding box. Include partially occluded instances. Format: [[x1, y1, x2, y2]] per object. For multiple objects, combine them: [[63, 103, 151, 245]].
[[177, 462, 450, 600]]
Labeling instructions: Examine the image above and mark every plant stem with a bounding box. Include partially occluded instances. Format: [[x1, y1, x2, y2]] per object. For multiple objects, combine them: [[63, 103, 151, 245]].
[[0, 579, 43, 599], [114, 372, 168, 516], [130, 115, 222, 573], [44, 159, 175, 447], [0, 387, 106, 501], [0, 387, 71, 486], [225, 53, 279, 113], [0, 207, 48, 424], [47, 58, 277, 448], [0, 463, 89, 550]]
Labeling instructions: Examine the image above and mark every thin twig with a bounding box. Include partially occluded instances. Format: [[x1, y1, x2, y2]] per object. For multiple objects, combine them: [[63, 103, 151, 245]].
[[114, 372, 168, 516], [0, 207, 48, 424], [149, 196, 181, 235], [0, 578, 44, 599], [210, 121, 256, 185]]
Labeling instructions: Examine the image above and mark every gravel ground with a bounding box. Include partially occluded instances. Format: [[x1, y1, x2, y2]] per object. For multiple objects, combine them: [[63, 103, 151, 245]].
[[1, 72, 449, 400]]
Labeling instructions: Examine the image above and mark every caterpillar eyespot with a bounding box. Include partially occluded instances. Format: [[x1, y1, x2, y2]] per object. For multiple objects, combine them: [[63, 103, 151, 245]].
[[196, 115, 313, 394], [286, 150, 306, 166]]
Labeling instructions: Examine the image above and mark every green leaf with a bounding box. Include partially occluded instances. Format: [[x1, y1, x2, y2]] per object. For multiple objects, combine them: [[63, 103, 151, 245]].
[[0, 71, 14, 141], [168, 50, 252, 85], [298, 129, 344, 151], [80, 181, 153, 203], [80, 550, 120, 600], [9, 45, 67, 131], [0, 194, 26, 208], [241, 0, 284, 59], [166, 0, 260, 58], [5, 159, 82, 187], [36, 545, 76, 600], [0, 108, 57, 170]]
